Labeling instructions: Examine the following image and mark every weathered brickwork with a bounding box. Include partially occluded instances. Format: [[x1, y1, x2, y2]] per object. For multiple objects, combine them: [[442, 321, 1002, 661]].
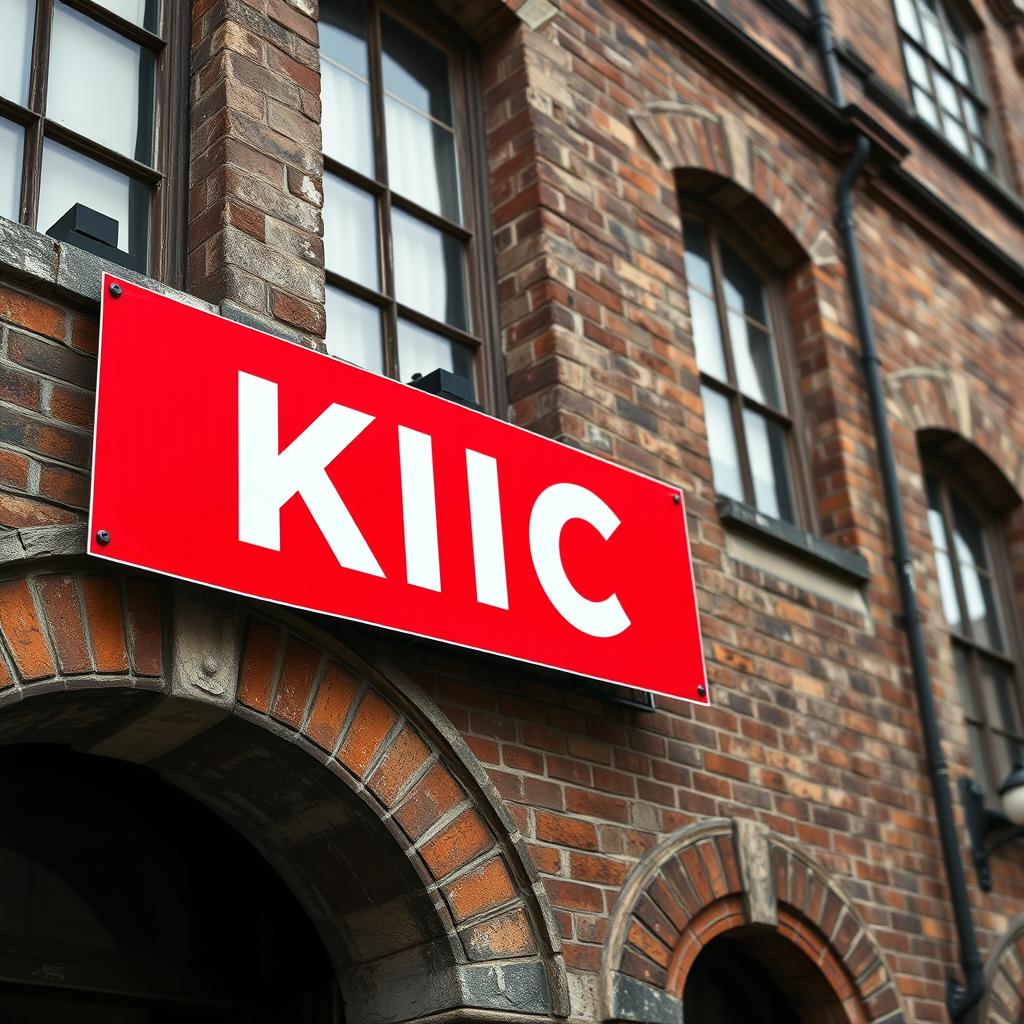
[[0, 0, 1021, 1019]]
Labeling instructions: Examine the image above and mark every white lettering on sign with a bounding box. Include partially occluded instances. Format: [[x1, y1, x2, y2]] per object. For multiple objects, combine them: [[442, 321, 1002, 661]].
[[529, 483, 631, 638], [466, 449, 509, 609], [236, 372, 628, 636], [398, 426, 441, 591], [237, 371, 384, 577]]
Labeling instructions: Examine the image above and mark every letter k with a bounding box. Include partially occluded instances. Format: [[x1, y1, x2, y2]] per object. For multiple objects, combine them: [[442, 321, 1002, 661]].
[[237, 371, 384, 577]]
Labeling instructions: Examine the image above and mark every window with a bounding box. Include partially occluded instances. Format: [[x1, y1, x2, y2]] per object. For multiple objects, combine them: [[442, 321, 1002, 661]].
[[0, 0, 184, 277], [319, 0, 494, 400], [926, 470, 1024, 798], [894, 0, 995, 171], [684, 216, 800, 526]]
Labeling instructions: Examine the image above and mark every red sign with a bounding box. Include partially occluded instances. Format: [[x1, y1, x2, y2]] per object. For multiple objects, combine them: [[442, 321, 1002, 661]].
[[89, 275, 707, 703]]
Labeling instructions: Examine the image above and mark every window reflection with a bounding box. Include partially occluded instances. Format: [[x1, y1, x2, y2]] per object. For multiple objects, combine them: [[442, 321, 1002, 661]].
[[48, 4, 155, 164], [393, 209, 468, 330], [0, 0, 35, 108], [0, 120, 23, 223]]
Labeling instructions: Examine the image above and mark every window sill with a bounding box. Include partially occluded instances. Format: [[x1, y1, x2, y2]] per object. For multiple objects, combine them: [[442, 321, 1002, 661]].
[[0, 214, 214, 316], [716, 497, 871, 585]]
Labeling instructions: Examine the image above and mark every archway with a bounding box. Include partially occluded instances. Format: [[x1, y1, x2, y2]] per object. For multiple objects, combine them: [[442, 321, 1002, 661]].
[[598, 819, 903, 1024], [0, 743, 339, 1022], [0, 552, 569, 1024]]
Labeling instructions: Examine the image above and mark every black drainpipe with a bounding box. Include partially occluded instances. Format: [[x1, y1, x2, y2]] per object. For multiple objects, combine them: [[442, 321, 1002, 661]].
[[809, 3, 986, 1018]]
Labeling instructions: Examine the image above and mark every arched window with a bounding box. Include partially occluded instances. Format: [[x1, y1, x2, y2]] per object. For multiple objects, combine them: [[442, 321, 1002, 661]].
[[0, 0, 187, 278], [683, 216, 802, 526], [319, 0, 495, 402], [925, 469, 1024, 798], [894, 0, 995, 171]]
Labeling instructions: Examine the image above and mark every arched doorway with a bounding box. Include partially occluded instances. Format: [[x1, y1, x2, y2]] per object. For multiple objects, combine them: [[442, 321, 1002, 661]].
[[683, 931, 798, 1023], [0, 744, 340, 1022], [599, 819, 903, 1024], [0, 566, 568, 1024], [683, 927, 861, 1024]]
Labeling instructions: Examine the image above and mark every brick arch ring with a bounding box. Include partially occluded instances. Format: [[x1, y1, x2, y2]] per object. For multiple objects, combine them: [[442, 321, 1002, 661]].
[[598, 818, 905, 1024], [886, 364, 1024, 502], [977, 913, 1024, 1022], [0, 533, 569, 1024], [630, 100, 837, 267]]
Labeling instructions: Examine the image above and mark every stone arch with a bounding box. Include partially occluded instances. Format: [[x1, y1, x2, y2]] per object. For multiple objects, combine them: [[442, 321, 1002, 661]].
[[599, 819, 904, 1024], [886, 365, 1024, 508], [630, 101, 836, 267], [0, 536, 569, 1024], [977, 915, 1024, 1023]]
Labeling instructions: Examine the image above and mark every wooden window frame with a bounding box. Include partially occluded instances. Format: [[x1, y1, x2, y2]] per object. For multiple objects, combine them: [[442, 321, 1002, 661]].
[[926, 463, 1024, 801], [321, 0, 504, 413], [683, 211, 816, 532], [895, 0, 999, 174], [0, 0, 189, 284]]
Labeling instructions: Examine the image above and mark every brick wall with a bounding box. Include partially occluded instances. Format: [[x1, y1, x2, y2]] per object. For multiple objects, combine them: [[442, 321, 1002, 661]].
[[0, 0, 1021, 1019]]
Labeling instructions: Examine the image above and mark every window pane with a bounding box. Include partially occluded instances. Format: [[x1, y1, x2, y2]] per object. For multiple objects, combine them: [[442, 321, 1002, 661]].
[[904, 43, 930, 88], [38, 140, 144, 254], [385, 99, 461, 222], [0, 0, 34, 107], [91, 0, 158, 29], [971, 140, 990, 171], [320, 4, 373, 178], [382, 16, 453, 124], [969, 725, 991, 793], [934, 550, 962, 631], [393, 210, 468, 330], [683, 219, 714, 293], [0, 120, 23, 223], [325, 287, 384, 374], [913, 87, 940, 128], [954, 645, 976, 717], [942, 115, 969, 154], [321, 0, 369, 78], [961, 97, 982, 136], [688, 288, 727, 381], [992, 732, 1019, 794], [743, 409, 794, 523], [894, 0, 922, 40], [397, 320, 474, 387], [701, 386, 743, 503], [323, 175, 378, 289], [720, 242, 767, 323], [48, 4, 155, 164], [951, 492, 989, 568], [921, 12, 949, 66], [962, 567, 1002, 649], [729, 313, 781, 408], [950, 44, 972, 87], [934, 72, 960, 116], [980, 659, 1020, 734]]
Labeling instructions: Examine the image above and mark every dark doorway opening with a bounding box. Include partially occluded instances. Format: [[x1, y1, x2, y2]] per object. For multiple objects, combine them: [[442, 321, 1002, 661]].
[[0, 745, 340, 1023], [683, 926, 850, 1024]]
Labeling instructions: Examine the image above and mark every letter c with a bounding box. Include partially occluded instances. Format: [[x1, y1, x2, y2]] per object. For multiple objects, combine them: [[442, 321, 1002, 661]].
[[528, 483, 631, 638]]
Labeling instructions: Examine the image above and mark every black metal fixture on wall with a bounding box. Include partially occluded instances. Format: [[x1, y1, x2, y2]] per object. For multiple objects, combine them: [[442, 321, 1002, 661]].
[[963, 765, 1024, 892]]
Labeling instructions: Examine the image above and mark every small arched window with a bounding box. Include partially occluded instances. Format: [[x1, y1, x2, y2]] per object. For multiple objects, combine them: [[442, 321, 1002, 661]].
[[925, 469, 1024, 798], [683, 216, 802, 526], [319, 0, 496, 404], [894, 0, 995, 172]]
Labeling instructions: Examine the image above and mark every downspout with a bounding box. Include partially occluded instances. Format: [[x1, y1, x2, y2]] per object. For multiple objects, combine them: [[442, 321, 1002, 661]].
[[809, 3, 986, 1018]]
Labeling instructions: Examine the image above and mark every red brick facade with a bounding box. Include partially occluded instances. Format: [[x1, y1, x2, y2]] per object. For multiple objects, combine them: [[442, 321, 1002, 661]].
[[0, 0, 1023, 1019]]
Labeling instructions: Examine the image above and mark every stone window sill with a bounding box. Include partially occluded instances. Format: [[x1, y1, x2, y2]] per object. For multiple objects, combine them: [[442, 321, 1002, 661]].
[[716, 497, 870, 585]]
